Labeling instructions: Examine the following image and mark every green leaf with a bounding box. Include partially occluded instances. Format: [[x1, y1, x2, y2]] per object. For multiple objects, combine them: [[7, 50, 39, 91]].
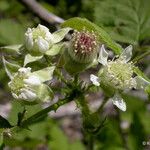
[[2, 56, 20, 79], [24, 54, 43, 66], [32, 66, 55, 82], [0, 19, 25, 45], [61, 17, 122, 54], [94, 0, 150, 44], [45, 43, 64, 56], [133, 67, 150, 82], [0, 115, 13, 129], [0, 44, 22, 54], [52, 27, 72, 43]]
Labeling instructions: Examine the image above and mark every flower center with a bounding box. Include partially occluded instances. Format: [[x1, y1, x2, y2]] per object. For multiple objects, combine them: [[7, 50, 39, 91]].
[[102, 59, 136, 89], [32, 28, 46, 40], [72, 30, 97, 54]]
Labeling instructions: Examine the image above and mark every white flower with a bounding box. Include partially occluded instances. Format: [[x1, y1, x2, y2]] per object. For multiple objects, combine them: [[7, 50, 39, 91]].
[[8, 67, 42, 101], [25, 24, 53, 55], [90, 45, 150, 111], [24, 25, 72, 57]]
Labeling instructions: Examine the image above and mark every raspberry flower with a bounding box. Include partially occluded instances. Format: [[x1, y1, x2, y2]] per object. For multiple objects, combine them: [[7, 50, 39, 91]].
[[8, 67, 41, 101], [25, 24, 54, 56], [90, 45, 150, 111], [25, 24, 71, 56]]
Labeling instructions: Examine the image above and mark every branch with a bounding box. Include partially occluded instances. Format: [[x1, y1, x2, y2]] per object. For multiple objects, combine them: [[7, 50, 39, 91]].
[[19, 0, 64, 25], [20, 97, 72, 127]]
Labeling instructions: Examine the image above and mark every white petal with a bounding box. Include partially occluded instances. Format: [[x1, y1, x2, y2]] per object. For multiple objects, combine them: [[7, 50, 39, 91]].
[[90, 74, 100, 86], [134, 76, 150, 89], [111, 93, 126, 111], [19, 92, 28, 99], [45, 32, 54, 42], [98, 45, 108, 66], [18, 67, 31, 74], [38, 24, 49, 33], [24, 75, 41, 86], [36, 37, 49, 53], [25, 32, 33, 50], [120, 45, 132, 62], [12, 93, 19, 99], [21, 89, 37, 100]]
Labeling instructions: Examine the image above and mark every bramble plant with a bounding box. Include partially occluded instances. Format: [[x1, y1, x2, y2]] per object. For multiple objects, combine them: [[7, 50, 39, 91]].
[[0, 17, 150, 148]]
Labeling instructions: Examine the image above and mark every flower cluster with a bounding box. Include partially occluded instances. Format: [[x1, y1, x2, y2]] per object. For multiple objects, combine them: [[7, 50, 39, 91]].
[[8, 67, 41, 101]]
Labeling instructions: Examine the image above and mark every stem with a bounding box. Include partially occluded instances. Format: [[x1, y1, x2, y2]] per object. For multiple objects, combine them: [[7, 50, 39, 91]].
[[97, 96, 108, 113], [133, 50, 150, 64], [88, 135, 94, 150], [20, 97, 72, 127], [116, 109, 129, 150]]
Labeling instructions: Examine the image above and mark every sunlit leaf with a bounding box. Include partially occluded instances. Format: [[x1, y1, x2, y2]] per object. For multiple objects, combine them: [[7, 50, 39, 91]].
[[61, 17, 122, 54]]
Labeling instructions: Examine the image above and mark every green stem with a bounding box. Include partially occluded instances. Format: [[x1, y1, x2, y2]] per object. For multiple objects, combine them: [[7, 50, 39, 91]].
[[97, 96, 108, 113], [116, 109, 129, 150], [133, 50, 150, 64], [54, 68, 68, 85], [88, 135, 94, 150], [20, 97, 72, 127]]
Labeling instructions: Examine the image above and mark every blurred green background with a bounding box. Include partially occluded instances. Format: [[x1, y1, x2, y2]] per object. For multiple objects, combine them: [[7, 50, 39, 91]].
[[0, 0, 150, 149]]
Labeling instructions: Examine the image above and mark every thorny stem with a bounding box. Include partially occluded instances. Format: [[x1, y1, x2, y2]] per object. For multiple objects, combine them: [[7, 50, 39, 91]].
[[20, 97, 73, 127]]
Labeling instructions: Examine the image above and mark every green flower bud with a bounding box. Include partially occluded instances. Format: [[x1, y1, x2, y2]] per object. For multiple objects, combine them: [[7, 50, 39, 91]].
[[64, 29, 99, 74], [69, 30, 98, 63]]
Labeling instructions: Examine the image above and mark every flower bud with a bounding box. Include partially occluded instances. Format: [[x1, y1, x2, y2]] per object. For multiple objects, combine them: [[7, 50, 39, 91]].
[[8, 67, 41, 101], [64, 29, 99, 74], [68, 30, 98, 63], [25, 24, 53, 56]]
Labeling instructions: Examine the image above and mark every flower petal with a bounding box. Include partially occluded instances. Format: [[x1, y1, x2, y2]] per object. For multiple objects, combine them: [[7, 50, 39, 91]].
[[98, 45, 108, 66], [90, 74, 100, 86], [134, 76, 150, 89], [111, 93, 126, 111], [24, 75, 41, 86], [120, 45, 132, 62]]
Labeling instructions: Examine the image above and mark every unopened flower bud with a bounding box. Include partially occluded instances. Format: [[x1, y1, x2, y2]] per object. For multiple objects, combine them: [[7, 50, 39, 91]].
[[8, 67, 41, 101], [25, 24, 53, 56]]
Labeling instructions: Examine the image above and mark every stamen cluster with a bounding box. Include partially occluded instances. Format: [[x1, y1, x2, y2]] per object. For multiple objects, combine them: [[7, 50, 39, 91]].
[[102, 58, 136, 90]]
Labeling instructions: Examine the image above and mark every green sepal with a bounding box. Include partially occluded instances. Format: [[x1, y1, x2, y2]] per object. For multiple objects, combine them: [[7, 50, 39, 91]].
[[2, 56, 20, 79], [24, 54, 43, 66], [63, 48, 92, 74], [32, 66, 55, 82], [0, 44, 22, 54], [45, 43, 64, 56]]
